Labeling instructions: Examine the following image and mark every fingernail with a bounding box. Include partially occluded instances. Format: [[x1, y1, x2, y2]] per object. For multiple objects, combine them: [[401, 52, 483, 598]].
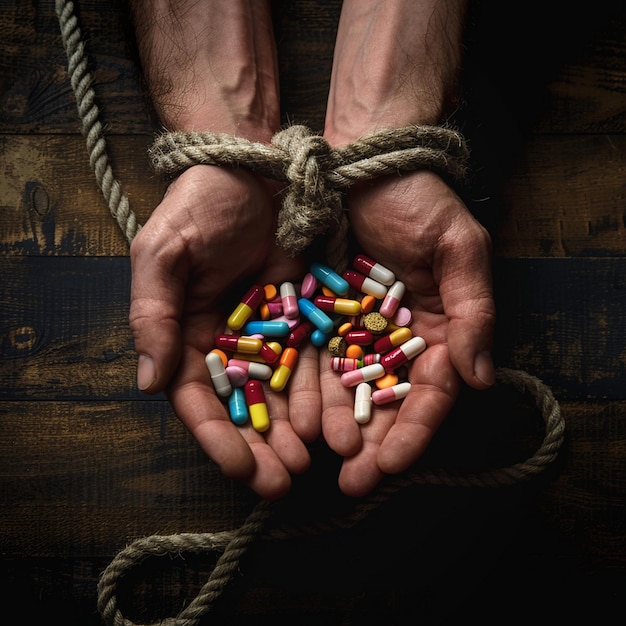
[[137, 354, 156, 390], [474, 350, 495, 386]]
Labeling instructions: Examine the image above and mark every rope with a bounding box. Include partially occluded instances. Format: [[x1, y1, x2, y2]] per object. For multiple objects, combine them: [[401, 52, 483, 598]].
[[54, 3, 565, 625], [96, 368, 564, 626], [55, 0, 141, 244], [149, 123, 469, 269]]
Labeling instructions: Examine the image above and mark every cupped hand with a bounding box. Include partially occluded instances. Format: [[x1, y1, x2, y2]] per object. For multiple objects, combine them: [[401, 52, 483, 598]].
[[321, 170, 496, 497], [129, 164, 322, 500]]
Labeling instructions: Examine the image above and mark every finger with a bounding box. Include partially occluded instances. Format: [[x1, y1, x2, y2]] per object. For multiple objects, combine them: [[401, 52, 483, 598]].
[[438, 222, 497, 389], [285, 342, 322, 443], [377, 344, 460, 474], [263, 382, 312, 476], [320, 354, 362, 457]]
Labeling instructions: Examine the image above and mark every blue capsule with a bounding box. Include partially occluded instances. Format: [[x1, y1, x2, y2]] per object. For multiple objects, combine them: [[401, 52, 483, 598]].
[[297, 298, 334, 334], [228, 387, 249, 425], [242, 320, 290, 337], [309, 262, 350, 296]]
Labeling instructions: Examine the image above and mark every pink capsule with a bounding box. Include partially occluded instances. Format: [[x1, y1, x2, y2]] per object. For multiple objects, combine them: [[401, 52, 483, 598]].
[[378, 280, 406, 318], [280, 281, 299, 319], [225, 365, 249, 387], [340, 362, 385, 387], [372, 381, 412, 405], [381, 336, 426, 372]]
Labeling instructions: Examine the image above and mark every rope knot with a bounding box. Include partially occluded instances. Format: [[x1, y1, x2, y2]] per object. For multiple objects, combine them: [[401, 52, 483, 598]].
[[271, 125, 343, 259]]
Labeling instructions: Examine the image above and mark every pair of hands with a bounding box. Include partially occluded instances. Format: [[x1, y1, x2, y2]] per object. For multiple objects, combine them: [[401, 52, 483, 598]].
[[129, 162, 496, 500]]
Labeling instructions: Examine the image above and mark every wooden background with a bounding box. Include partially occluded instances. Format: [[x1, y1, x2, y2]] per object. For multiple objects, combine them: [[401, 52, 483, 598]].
[[1, 1, 625, 624]]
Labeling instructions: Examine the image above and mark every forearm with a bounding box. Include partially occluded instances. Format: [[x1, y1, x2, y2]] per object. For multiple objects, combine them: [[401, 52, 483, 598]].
[[325, 0, 468, 145], [130, 0, 280, 140]]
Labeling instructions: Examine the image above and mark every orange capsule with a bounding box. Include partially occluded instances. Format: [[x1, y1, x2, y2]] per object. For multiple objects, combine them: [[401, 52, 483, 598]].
[[270, 347, 299, 392]]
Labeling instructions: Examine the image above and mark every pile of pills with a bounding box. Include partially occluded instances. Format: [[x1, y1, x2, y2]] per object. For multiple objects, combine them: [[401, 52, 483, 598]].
[[205, 254, 427, 432]]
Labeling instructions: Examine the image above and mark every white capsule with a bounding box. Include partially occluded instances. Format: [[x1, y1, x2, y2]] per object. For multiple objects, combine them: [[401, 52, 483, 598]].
[[205, 351, 233, 397], [354, 382, 373, 424]]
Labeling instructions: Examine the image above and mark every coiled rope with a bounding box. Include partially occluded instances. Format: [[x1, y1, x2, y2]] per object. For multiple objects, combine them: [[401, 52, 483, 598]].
[[55, 2, 565, 625]]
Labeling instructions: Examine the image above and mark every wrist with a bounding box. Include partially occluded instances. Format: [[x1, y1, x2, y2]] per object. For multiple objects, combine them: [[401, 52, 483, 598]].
[[323, 0, 467, 147], [132, 0, 280, 141]]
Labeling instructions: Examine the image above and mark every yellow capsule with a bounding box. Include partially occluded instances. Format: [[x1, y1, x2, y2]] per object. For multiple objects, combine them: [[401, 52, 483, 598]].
[[244, 380, 270, 432]]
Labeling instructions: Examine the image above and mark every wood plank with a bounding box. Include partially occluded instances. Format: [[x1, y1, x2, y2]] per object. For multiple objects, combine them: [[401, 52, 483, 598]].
[[493, 257, 626, 400], [495, 134, 626, 258], [0, 0, 152, 135], [0, 134, 163, 256], [0, 400, 259, 557], [0, 256, 144, 400]]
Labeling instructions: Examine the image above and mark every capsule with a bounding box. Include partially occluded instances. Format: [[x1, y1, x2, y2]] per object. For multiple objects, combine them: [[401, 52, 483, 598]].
[[354, 382, 373, 424], [345, 329, 374, 346], [298, 297, 334, 334], [205, 350, 233, 397], [373, 327, 413, 354], [309, 262, 350, 296], [227, 359, 273, 380], [311, 328, 333, 347], [286, 320, 315, 347], [379, 280, 406, 318], [343, 270, 388, 299], [242, 320, 290, 337], [214, 334, 262, 354], [270, 347, 299, 392], [381, 336, 427, 372], [228, 387, 249, 425], [314, 295, 362, 316], [258, 341, 281, 365], [352, 254, 396, 286], [340, 362, 385, 387], [227, 285, 264, 330], [279, 281, 300, 319], [244, 379, 270, 432], [259, 300, 283, 320], [372, 381, 412, 405]]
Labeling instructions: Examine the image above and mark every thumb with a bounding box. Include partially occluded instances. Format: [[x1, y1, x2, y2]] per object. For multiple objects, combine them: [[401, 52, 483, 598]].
[[129, 232, 185, 394]]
